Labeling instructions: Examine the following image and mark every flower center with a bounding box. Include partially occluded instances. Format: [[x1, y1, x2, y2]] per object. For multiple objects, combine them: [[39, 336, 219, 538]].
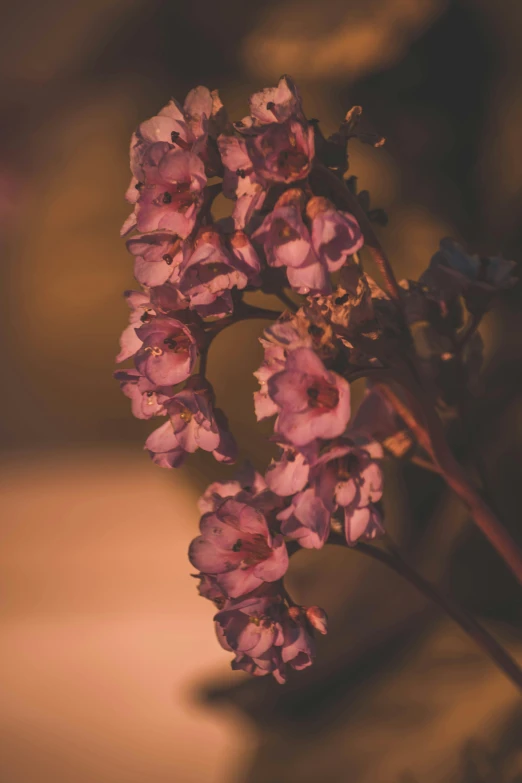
[[334, 453, 361, 481], [307, 381, 339, 410], [179, 407, 193, 423], [144, 345, 163, 357], [272, 218, 299, 244], [238, 534, 272, 566], [140, 309, 154, 323], [278, 149, 309, 175]]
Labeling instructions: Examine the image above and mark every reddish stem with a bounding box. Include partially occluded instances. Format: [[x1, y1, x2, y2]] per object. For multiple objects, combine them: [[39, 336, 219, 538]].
[[345, 537, 522, 692], [379, 378, 522, 586]]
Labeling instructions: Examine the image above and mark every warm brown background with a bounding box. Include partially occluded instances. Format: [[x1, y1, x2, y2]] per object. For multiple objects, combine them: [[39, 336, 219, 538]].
[[1, 1, 522, 782]]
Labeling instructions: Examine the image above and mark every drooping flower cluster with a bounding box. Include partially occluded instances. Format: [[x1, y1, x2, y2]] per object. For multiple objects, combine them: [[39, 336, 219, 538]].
[[115, 76, 516, 683]]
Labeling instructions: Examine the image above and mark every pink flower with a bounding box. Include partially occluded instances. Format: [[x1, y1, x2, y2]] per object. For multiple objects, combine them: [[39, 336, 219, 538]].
[[116, 291, 155, 363], [215, 591, 284, 661], [254, 313, 320, 420], [137, 100, 193, 150], [133, 144, 207, 236], [213, 587, 321, 683], [306, 196, 364, 272], [113, 369, 173, 420], [217, 133, 266, 229], [236, 77, 313, 184], [134, 316, 198, 386], [313, 439, 384, 546], [248, 75, 303, 125], [253, 189, 310, 268], [145, 376, 236, 468], [189, 498, 289, 598], [149, 281, 189, 314], [178, 228, 249, 318], [268, 347, 351, 446], [135, 88, 219, 163], [282, 607, 316, 671], [126, 231, 185, 287], [252, 190, 328, 294], [276, 437, 384, 550], [122, 87, 223, 234], [277, 486, 333, 549], [265, 443, 314, 496], [245, 117, 314, 184], [198, 462, 282, 516], [231, 649, 287, 683]]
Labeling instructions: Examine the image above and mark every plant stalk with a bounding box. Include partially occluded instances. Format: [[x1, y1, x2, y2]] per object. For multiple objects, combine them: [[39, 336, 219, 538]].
[[329, 534, 522, 692]]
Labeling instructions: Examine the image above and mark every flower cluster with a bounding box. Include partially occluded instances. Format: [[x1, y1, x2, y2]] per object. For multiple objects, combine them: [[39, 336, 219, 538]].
[[115, 76, 516, 683], [189, 467, 327, 682]]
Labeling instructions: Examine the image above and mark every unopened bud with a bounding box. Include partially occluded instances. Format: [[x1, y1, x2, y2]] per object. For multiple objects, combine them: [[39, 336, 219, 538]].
[[305, 606, 328, 634], [274, 188, 305, 210], [287, 605, 302, 621], [305, 196, 332, 221]]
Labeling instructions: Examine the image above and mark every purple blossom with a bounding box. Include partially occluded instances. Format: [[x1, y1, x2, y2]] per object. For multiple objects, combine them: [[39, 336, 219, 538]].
[[113, 369, 173, 420], [254, 314, 321, 420], [133, 144, 207, 236], [313, 438, 384, 546], [278, 486, 333, 549], [198, 462, 282, 516], [178, 228, 249, 318], [213, 588, 321, 683], [245, 117, 314, 184], [306, 196, 364, 272], [215, 591, 284, 660], [126, 231, 185, 287], [265, 443, 314, 496], [217, 133, 266, 229], [145, 376, 236, 468], [134, 316, 198, 386], [282, 607, 316, 671], [149, 281, 189, 314], [132, 87, 219, 171], [188, 498, 289, 598], [277, 437, 384, 549], [248, 75, 303, 126], [253, 190, 328, 294], [116, 291, 155, 363], [268, 347, 351, 446]]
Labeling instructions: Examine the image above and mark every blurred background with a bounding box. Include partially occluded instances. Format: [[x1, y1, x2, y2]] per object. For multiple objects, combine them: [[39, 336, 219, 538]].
[[1, 1, 522, 781]]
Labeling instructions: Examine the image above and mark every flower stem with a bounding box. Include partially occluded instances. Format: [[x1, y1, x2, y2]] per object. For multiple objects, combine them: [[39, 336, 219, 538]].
[[376, 380, 522, 586], [203, 304, 282, 351], [276, 290, 299, 313], [329, 533, 522, 692]]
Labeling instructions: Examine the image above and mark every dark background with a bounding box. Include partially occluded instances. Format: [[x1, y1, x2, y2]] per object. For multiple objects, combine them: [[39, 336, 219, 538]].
[[1, 1, 521, 781]]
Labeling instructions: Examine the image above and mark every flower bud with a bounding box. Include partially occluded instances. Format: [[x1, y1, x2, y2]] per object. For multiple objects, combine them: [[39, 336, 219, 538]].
[[305, 606, 328, 634]]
